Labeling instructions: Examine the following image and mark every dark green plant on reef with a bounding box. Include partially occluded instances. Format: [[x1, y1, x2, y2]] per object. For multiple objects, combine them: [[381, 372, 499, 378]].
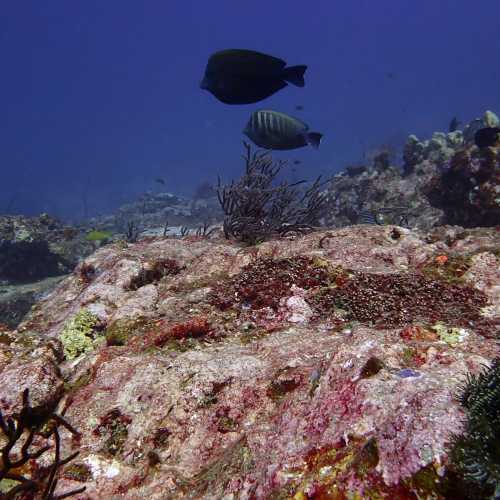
[[448, 358, 500, 499], [217, 142, 329, 245]]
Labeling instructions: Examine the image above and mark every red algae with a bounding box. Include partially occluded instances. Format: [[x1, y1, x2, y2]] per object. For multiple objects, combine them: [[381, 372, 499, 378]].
[[399, 325, 439, 342], [311, 270, 490, 332], [153, 317, 212, 346], [210, 256, 330, 311], [93, 408, 133, 457]]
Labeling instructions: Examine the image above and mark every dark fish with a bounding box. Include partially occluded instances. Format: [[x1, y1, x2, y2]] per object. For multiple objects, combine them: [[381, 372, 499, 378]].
[[200, 49, 307, 105], [449, 117, 460, 132], [293, 160, 302, 165], [295, 105, 304, 111], [243, 110, 322, 151], [155, 178, 166, 185], [474, 127, 500, 148]]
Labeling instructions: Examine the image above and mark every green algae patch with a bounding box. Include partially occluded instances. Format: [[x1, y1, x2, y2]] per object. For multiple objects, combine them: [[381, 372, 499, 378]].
[[60, 309, 104, 360], [270, 438, 453, 499], [401, 462, 475, 499], [0, 479, 20, 495], [85, 230, 112, 243], [431, 322, 469, 346]]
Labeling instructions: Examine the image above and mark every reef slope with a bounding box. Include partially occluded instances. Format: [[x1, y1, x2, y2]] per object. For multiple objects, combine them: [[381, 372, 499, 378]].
[[1, 225, 498, 498]]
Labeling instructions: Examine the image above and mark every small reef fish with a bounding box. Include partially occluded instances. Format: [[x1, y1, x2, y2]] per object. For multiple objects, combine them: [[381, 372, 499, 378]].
[[449, 116, 461, 132], [200, 49, 307, 104], [358, 210, 386, 225], [243, 110, 323, 150], [155, 178, 166, 185], [474, 127, 500, 148], [357, 207, 410, 227]]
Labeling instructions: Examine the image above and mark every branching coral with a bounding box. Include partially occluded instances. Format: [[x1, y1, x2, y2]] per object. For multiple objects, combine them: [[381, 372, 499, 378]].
[[448, 358, 500, 499], [217, 142, 329, 244], [0, 389, 85, 499]]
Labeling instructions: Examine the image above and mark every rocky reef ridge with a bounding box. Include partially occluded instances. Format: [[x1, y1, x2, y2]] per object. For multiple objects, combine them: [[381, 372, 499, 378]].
[[1, 223, 498, 498]]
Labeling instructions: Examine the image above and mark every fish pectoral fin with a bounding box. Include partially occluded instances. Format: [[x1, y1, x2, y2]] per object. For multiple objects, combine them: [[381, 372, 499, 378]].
[[282, 65, 307, 87], [305, 132, 323, 149]]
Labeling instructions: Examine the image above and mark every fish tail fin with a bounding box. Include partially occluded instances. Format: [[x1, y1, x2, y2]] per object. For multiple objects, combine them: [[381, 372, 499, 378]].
[[306, 132, 323, 149], [282, 65, 307, 87]]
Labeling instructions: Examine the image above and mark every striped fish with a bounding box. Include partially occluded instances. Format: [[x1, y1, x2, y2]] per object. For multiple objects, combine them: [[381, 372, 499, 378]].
[[357, 207, 410, 226], [243, 110, 323, 150]]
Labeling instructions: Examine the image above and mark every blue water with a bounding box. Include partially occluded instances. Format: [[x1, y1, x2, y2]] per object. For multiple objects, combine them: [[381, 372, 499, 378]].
[[1, 0, 499, 219]]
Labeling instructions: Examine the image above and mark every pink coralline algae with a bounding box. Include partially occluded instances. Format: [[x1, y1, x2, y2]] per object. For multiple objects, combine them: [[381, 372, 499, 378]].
[[0, 226, 498, 498]]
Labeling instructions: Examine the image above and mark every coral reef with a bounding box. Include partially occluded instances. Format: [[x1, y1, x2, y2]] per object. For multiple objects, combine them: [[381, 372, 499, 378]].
[[426, 146, 499, 227], [323, 110, 499, 231], [0, 224, 495, 498], [88, 189, 222, 238], [0, 214, 96, 328]]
